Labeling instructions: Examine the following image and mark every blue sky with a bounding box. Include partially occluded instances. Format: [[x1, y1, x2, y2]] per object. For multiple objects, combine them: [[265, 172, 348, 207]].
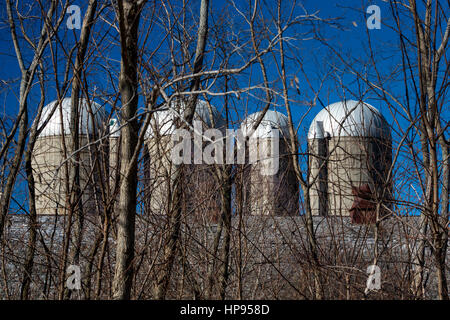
[[0, 0, 406, 125], [0, 0, 448, 215]]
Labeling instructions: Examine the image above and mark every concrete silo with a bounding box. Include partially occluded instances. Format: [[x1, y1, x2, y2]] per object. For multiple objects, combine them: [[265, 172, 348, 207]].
[[308, 100, 392, 224], [144, 99, 224, 220], [32, 98, 107, 215], [108, 118, 121, 190], [241, 110, 299, 216]]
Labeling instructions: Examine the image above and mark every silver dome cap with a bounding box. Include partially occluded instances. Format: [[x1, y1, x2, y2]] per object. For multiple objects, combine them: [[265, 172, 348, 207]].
[[145, 99, 224, 138], [109, 118, 121, 138], [241, 110, 290, 139], [308, 100, 390, 139], [38, 98, 106, 137]]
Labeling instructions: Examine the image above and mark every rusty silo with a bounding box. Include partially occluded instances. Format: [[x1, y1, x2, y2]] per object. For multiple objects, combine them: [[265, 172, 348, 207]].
[[144, 99, 224, 220], [240, 110, 299, 216], [308, 100, 392, 224], [32, 98, 107, 215]]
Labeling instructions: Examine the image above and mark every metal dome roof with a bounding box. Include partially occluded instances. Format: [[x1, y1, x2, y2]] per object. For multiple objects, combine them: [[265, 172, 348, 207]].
[[145, 99, 224, 138], [38, 98, 107, 137], [308, 100, 390, 139], [241, 110, 290, 139], [109, 118, 121, 138]]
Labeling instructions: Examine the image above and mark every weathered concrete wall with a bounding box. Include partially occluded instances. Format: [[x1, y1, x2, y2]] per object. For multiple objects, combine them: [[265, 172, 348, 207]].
[[32, 135, 106, 216], [309, 136, 392, 217], [109, 136, 120, 188], [2, 215, 446, 299], [144, 134, 222, 221], [246, 138, 299, 216], [145, 135, 175, 215], [308, 137, 328, 216]]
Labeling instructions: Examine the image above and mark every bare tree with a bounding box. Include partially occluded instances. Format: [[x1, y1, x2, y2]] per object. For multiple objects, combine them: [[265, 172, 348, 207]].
[[0, 0, 447, 301]]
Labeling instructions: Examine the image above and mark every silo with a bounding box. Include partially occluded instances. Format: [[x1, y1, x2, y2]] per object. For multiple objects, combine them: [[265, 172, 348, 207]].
[[32, 98, 107, 215], [308, 100, 392, 223], [241, 110, 299, 216], [144, 99, 224, 220], [108, 118, 121, 190]]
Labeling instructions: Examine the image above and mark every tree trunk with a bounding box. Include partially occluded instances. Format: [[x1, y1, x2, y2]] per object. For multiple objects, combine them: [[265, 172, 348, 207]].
[[112, 0, 143, 300], [153, 0, 210, 300]]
